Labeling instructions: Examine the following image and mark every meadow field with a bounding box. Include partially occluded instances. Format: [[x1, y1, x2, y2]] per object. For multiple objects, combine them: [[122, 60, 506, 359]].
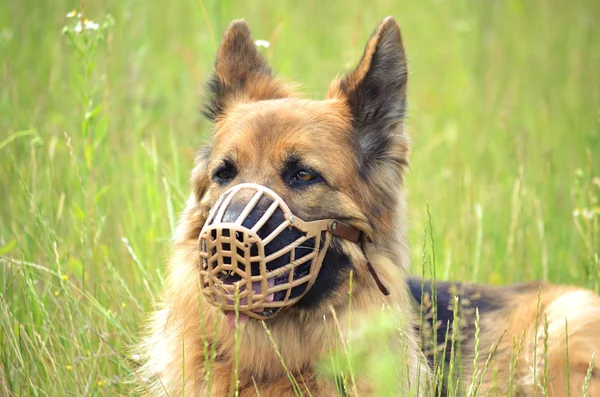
[[1, 0, 599, 395]]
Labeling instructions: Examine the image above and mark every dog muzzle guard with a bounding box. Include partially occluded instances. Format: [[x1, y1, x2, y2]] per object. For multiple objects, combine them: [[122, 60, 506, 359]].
[[198, 183, 389, 320]]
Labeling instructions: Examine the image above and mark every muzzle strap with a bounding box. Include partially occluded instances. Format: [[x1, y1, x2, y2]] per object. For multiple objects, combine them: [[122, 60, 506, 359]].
[[360, 233, 390, 296], [329, 221, 390, 297], [328, 221, 361, 242]]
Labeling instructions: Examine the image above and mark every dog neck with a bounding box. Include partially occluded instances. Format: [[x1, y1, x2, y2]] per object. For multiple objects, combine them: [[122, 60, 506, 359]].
[[151, 235, 428, 394], [210, 246, 423, 384]]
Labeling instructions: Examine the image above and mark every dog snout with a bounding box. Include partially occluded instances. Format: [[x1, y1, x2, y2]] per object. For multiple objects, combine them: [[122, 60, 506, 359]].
[[220, 191, 286, 238], [217, 188, 308, 272]]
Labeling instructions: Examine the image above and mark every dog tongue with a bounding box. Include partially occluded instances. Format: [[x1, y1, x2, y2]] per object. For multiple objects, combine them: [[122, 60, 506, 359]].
[[224, 279, 275, 329], [226, 311, 249, 329]]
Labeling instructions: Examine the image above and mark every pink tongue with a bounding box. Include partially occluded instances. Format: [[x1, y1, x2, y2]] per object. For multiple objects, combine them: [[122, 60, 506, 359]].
[[226, 311, 249, 329], [224, 278, 276, 328], [259, 278, 276, 304]]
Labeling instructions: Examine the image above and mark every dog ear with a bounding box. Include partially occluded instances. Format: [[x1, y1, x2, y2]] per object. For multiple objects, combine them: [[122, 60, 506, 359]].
[[328, 17, 409, 176], [202, 20, 292, 121]]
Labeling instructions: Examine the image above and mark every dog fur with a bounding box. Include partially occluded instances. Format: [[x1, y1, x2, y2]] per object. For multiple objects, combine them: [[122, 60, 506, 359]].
[[141, 17, 600, 396]]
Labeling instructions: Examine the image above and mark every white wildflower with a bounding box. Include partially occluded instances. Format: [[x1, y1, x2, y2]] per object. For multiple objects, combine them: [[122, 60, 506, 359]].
[[73, 19, 100, 33], [572, 208, 581, 217], [255, 39, 270, 49], [86, 21, 100, 30], [66, 10, 82, 18]]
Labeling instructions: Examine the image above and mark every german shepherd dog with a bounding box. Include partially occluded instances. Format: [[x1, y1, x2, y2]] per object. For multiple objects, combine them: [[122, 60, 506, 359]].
[[142, 17, 600, 396]]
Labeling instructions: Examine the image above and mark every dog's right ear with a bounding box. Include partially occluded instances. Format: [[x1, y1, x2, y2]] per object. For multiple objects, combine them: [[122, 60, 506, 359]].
[[202, 20, 292, 121]]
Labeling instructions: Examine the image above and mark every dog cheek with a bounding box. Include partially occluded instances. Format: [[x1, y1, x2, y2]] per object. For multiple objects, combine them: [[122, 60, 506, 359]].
[[173, 196, 213, 245], [294, 242, 355, 309]]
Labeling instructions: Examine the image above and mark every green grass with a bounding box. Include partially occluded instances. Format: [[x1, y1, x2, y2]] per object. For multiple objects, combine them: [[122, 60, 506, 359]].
[[1, 0, 599, 395]]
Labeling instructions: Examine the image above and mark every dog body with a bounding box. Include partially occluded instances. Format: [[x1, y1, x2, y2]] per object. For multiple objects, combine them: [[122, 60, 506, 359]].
[[408, 278, 600, 395], [142, 17, 600, 396]]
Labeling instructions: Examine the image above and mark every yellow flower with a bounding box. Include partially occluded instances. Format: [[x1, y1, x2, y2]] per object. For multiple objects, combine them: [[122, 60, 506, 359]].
[[62, 275, 68, 281], [65, 365, 72, 371], [121, 303, 126, 308], [55, 291, 60, 296], [97, 381, 103, 387], [66, 10, 77, 18]]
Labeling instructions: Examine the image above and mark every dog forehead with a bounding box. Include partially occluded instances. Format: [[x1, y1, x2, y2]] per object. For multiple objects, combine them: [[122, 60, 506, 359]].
[[216, 98, 350, 140], [213, 98, 355, 163]]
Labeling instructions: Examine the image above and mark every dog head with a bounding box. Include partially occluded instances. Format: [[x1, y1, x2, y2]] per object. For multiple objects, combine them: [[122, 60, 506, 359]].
[[181, 17, 409, 324]]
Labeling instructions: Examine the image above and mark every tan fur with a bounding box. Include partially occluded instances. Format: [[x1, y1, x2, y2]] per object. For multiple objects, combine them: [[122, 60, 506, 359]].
[[435, 283, 600, 395], [514, 287, 600, 396], [141, 17, 600, 396], [210, 20, 296, 120], [143, 216, 427, 395]]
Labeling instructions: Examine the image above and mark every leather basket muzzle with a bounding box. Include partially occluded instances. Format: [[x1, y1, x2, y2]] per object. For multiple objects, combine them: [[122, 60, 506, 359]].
[[198, 183, 342, 319]]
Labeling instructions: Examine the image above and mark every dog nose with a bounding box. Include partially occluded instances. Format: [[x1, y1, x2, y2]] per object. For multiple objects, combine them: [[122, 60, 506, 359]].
[[218, 187, 310, 271], [200, 183, 326, 310], [221, 190, 278, 231]]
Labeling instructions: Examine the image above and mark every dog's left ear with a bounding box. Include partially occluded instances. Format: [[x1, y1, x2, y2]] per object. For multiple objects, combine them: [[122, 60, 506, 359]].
[[202, 19, 292, 121], [328, 17, 408, 175]]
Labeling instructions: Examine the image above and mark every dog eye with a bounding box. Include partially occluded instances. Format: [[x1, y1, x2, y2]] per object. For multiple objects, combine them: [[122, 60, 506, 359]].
[[213, 162, 237, 184], [295, 170, 315, 181], [290, 169, 321, 186]]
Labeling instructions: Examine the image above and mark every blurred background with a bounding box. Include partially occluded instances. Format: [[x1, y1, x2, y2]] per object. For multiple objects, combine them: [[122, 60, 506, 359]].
[[1, 0, 599, 394]]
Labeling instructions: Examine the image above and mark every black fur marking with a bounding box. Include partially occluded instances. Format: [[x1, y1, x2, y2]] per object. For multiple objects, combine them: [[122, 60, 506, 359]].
[[340, 23, 408, 179], [280, 154, 303, 178], [201, 73, 229, 122], [407, 277, 508, 396], [294, 239, 353, 309]]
